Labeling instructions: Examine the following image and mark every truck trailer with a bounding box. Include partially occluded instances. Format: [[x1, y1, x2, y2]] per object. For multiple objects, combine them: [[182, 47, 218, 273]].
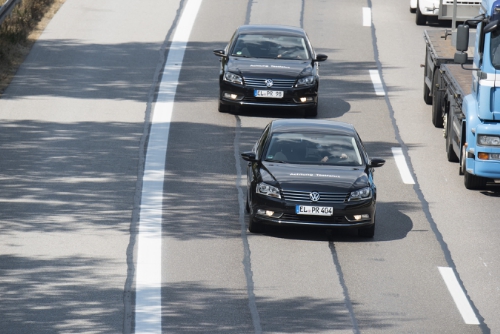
[[423, 0, 500, 189]]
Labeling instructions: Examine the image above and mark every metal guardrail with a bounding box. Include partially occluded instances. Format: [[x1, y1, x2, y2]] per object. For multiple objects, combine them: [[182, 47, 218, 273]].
[[0, 0, 22, 26]]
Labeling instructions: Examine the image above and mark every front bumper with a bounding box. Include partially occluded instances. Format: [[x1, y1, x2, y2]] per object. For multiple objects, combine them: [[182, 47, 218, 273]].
[[469, 159, 500, 179], [220, 80, 317, 109], [251, 195, 375, 228]]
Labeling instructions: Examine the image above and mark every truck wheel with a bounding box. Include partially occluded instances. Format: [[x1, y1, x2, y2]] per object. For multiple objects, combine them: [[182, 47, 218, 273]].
[[423, 50, 432, 105], [432, 72, 444, 128], [461, 144, 487, 189], [445, 114, 459, 162], [459, 144, 466, 175], [464, 171, 487, 190], [416, 3, 427, 26]]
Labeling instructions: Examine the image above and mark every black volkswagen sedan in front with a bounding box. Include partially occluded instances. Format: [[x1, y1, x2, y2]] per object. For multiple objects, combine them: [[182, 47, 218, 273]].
[[241, 119, 385, 237], [213, 25, 327, 117]]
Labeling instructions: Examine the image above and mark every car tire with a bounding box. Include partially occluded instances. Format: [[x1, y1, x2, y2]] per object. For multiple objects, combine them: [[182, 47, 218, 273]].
[[248, 217, 265, 233], [218, 100, 230, 113], [245, 197, 250, 214], [358, 223, 375, 238], [410, 6, 416, 13], [358, 215, 375, 238], [432, 71, 444, 128], [304, 105, 317, 118], [416, 2, 427, 26]]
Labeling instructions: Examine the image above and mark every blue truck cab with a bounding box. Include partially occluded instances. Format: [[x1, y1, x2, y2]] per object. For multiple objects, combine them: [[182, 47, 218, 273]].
[[452, 0, 500, 188]]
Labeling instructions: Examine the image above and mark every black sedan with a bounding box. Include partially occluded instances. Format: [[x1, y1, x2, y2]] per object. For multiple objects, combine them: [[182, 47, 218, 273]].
[[241, 119, 385, 237], [213, 25, 328, 117]]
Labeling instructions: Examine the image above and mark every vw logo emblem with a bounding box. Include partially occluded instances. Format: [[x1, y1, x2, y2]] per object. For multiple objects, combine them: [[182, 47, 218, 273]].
[[265, 79, 274, 87], [310, 192, 320, 202]]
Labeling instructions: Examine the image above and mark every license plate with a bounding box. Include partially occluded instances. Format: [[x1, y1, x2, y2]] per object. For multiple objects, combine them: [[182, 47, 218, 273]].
[[296, 205, 333, 216], [254, 90, 284, 98]]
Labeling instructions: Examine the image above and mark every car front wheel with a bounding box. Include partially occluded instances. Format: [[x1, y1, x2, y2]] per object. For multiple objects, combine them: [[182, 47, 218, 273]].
[[358, 216, 375, 238], [248, 217, 265, 233], [304, 105, 317, 118]]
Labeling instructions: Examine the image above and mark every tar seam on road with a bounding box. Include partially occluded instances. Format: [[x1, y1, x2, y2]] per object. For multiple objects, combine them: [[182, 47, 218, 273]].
[[300, 0, 305, 28], [366, 0, 489, 331], [328, 240, 360, 334], [123, 0, 188, 332], [234, 115, 263, 334]]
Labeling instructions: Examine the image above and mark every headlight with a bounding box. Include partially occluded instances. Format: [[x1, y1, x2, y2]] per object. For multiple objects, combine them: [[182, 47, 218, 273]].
[[256, 182, 281, 199], [223, 72, 243, 85], [477, 135, 500, 146], [348, 187, 372, 201], [296, 75, 315, 87]]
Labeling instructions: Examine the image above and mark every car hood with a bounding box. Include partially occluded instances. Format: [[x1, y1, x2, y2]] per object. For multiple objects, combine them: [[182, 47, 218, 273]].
[[227, 57, 313, 78], [261, 162, 369, 192]]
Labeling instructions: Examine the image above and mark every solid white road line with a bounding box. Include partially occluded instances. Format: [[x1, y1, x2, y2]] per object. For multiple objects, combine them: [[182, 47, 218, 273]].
[[369, 69, 385, 96], [391, 147, 415, 184], [363, 7, 372, 27], [134, 0, 203, 333], [438, 267, 480, 325]]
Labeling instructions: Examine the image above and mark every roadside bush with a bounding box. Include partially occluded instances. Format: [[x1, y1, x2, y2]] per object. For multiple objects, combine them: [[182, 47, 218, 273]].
[[0, 0, 55, 91]]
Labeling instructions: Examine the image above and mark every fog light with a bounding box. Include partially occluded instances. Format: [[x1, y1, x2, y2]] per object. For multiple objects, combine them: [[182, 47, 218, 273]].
[[349, 214, 370, 221], [256, 209, 274, 216], [256, 209, 282, 218], [223, 92, 242, 100], [297, 97, 313, 103]]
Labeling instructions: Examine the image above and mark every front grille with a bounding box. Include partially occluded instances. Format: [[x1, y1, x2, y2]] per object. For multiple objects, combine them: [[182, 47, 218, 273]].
[[280, 214, 348, 224], [244, 77, 296, 89], [282, 190, 348, 204]]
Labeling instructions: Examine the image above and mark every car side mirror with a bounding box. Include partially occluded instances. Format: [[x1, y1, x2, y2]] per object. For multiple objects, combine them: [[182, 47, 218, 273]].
[[241, 151, 257, 162], [368, 158, 385, 168], [315, 54, 328, 62], [213, 49, 226, 57]]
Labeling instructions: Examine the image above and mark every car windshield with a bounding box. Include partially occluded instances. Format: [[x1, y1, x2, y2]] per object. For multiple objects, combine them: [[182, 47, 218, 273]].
[[264, 132, 363, 166], [230, 34, 310, 59]]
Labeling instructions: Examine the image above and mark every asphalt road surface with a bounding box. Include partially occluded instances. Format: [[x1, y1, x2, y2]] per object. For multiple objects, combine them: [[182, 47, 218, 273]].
[[0, 0, 498, 333]]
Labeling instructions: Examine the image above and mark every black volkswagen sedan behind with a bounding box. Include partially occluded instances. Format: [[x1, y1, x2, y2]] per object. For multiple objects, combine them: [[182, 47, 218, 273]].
[[241, 119, 385, 237], [213, 25, 327, 117]]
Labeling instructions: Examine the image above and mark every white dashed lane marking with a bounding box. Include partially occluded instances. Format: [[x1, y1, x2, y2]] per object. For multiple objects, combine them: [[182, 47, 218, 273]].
[[363, 7, 372, 27], [438, 267, 480, 325], [391, 147, 415, 184]]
